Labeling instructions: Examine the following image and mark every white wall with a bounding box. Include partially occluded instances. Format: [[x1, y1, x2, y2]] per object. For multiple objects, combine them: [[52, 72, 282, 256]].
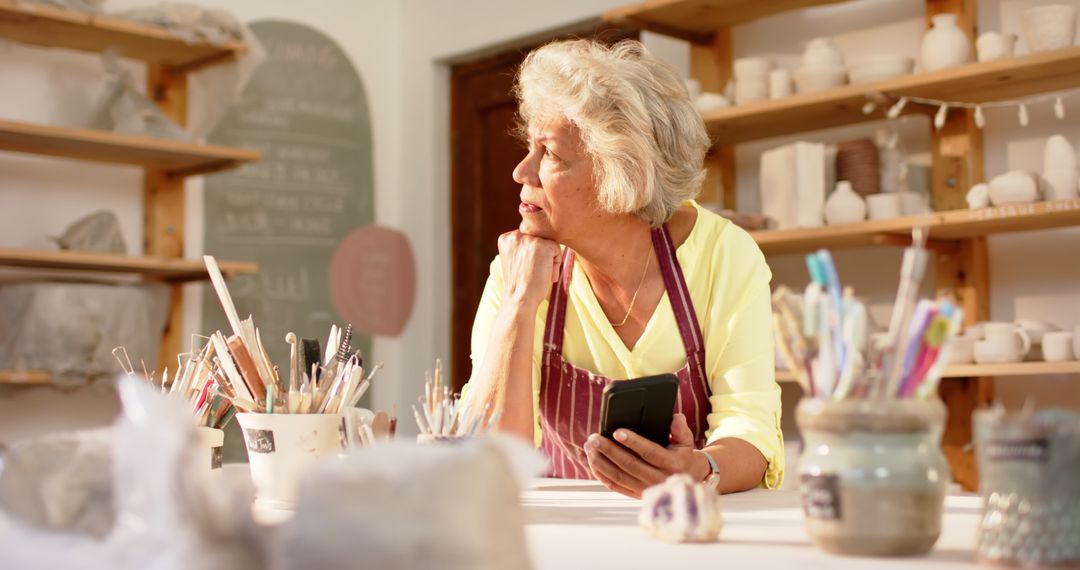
[[0, 0, 1077, 444]]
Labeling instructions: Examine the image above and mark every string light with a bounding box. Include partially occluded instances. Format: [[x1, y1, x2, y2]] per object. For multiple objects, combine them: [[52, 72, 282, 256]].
[[886, 97, 908, 119], [934, 104, 949, 130], [867, 89, 1080, 129]]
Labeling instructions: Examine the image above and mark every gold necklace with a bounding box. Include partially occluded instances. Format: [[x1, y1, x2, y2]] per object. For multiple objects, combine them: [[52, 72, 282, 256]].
[[611, 251, 652, 328]]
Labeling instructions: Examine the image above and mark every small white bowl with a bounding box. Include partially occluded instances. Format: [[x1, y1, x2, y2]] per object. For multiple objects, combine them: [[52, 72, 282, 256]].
[[848, 56, 914, 84], [794, 65, 847, 94]]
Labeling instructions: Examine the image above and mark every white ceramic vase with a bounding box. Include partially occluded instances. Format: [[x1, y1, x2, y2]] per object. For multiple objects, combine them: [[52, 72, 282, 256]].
[[921, 14, 972, 71], [1042, 135, 1079, 201], [802, 37, 845, 67], [1022, 5, 1078, 53], [988, 171, 1039, 206], [824, 181, 867, 225]]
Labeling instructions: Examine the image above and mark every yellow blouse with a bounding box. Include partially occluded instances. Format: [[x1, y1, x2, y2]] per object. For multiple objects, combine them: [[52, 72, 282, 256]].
[[467, 201, 784, 488]]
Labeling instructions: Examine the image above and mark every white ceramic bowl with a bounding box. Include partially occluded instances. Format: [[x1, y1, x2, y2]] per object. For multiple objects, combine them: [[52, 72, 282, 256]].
[[794, 65, 847, 94], [1022, 4, 1078, 53], [848, 56, 914, 84], [866, 193, 903, 220]]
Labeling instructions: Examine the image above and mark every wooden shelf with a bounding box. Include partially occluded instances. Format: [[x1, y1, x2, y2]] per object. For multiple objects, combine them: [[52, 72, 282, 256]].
[[0, 370, 50, 385], [703, 45, 1080, 145], [751, 198, 1080, 256], [603, 0, 851, 43], [776, 361, 1080, 384], [0, 119, 260, 177], [0, 0, 246, 71], [0, 249, 257, 283]]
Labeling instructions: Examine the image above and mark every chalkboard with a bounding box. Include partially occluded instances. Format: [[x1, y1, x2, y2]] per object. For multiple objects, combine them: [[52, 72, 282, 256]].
[[202, 20, 373, 370]]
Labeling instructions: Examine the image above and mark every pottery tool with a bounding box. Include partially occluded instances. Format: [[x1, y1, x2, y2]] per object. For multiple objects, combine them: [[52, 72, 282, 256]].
[[203, 255, 245, 341], [227, 334, 267, 403], [880, 226, 929, 399]]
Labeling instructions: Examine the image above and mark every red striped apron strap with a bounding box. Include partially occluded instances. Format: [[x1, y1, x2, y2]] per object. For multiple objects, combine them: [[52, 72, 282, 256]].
[[651, 226, 705, 355], [543, 248, 575, 354]]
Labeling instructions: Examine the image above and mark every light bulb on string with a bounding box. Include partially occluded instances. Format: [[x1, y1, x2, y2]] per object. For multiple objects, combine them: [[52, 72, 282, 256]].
[[1018, 103, 1029, 127], [1055, 97, 1066, 120], [974, 105, 985, 128], [934, 103, 949, 130], [862, 101, 877, 115], [886, 97, 908, 119]]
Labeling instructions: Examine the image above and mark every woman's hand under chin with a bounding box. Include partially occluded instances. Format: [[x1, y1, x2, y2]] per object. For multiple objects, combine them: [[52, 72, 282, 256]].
[[584, 413, 700, 499], [498, 230, 562, 308]]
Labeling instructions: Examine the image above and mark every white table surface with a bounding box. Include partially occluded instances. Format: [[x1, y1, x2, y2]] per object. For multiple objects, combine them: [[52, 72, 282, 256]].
[[521, 479, 984, 569]]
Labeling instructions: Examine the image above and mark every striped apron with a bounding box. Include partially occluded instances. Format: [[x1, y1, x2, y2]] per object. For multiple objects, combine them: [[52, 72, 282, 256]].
[[539, 225, 711, 479]]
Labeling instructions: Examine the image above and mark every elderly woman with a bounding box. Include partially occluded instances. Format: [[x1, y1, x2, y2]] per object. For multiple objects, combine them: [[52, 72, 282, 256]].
[[464, 39, 783, 497]]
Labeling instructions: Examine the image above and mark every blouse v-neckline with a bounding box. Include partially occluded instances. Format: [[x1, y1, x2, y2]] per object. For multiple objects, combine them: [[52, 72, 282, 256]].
[[566, 206, 701, 359]]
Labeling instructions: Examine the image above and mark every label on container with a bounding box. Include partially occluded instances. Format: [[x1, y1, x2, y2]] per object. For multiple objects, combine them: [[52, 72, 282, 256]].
[[211, 446, 223, 470], [986, 438, 1049, 463], [245, 429, 276, 454], [801, 474, 843, 521]]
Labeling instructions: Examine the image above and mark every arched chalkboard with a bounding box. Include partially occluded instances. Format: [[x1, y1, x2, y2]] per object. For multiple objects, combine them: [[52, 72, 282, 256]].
[[202, 20, 374, 371]]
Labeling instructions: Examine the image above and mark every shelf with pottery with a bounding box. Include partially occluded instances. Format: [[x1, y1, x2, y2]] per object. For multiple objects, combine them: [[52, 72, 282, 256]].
[[0, 4, 259, 377], [700, 44, 1080, 145], [0, 248, 257, 283], [0, 118, 260, 177], [775, 361, 1080, 384], [602, 0, 853, 43], [750, 197, 1080, 256], [0, 370, 51, 385], [0, 0, 247, 71]]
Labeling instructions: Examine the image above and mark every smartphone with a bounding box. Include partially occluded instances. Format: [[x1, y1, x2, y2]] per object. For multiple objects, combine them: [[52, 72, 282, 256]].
[[599, 374, 678, 448]]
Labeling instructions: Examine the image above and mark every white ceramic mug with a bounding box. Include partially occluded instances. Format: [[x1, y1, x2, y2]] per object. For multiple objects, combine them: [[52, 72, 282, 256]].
[[974, 322, 1032, 363], [237, 412, 344, 510], [866, 193, 902, 220], [1042, 331, 1076, 362], [947, 337, 976, 365]]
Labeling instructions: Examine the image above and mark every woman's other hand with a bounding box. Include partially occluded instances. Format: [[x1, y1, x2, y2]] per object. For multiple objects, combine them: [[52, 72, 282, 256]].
[[584, 413, 701, 499], [497, 230, 561, 307]]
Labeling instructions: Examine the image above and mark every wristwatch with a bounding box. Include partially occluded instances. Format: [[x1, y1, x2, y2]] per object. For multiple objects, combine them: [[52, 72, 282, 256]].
[[694, 449, 721, 491]]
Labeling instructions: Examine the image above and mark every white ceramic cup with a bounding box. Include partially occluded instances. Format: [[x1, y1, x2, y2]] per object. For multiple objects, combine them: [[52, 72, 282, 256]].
[[768, 68, 793, 99], [1042, 331, 1076, 362], [193, 426, 225, 471], [974, 322, 1032, 363], [734, 57, 773, 78], [1022, 5, 1078, 53], [947, 337, 976, 365], [237, 412, 344, 510], [866, 193, 903, 220], [976, 32, 1017, 62]]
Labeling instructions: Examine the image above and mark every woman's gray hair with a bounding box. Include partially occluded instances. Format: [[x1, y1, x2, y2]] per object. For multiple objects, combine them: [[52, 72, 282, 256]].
[[514, 39, 710, 227]]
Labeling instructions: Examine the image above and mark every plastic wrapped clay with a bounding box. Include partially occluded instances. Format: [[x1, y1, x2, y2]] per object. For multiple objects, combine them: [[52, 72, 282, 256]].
[[638, 474, 723, 543]]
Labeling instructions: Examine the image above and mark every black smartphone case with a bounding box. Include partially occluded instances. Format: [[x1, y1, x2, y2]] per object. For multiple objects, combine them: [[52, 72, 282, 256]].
[[599, 373, 678, 447]]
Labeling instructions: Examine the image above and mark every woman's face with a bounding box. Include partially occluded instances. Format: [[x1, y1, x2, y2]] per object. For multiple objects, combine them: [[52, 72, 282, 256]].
[[513, 115, 601, 242]]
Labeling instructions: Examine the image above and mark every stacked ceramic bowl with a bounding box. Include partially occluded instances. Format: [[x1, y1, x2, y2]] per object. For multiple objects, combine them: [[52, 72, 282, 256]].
[[836, 138, 880, 197], [734, 57, 772, 105], [848, 55, 914, 84]]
